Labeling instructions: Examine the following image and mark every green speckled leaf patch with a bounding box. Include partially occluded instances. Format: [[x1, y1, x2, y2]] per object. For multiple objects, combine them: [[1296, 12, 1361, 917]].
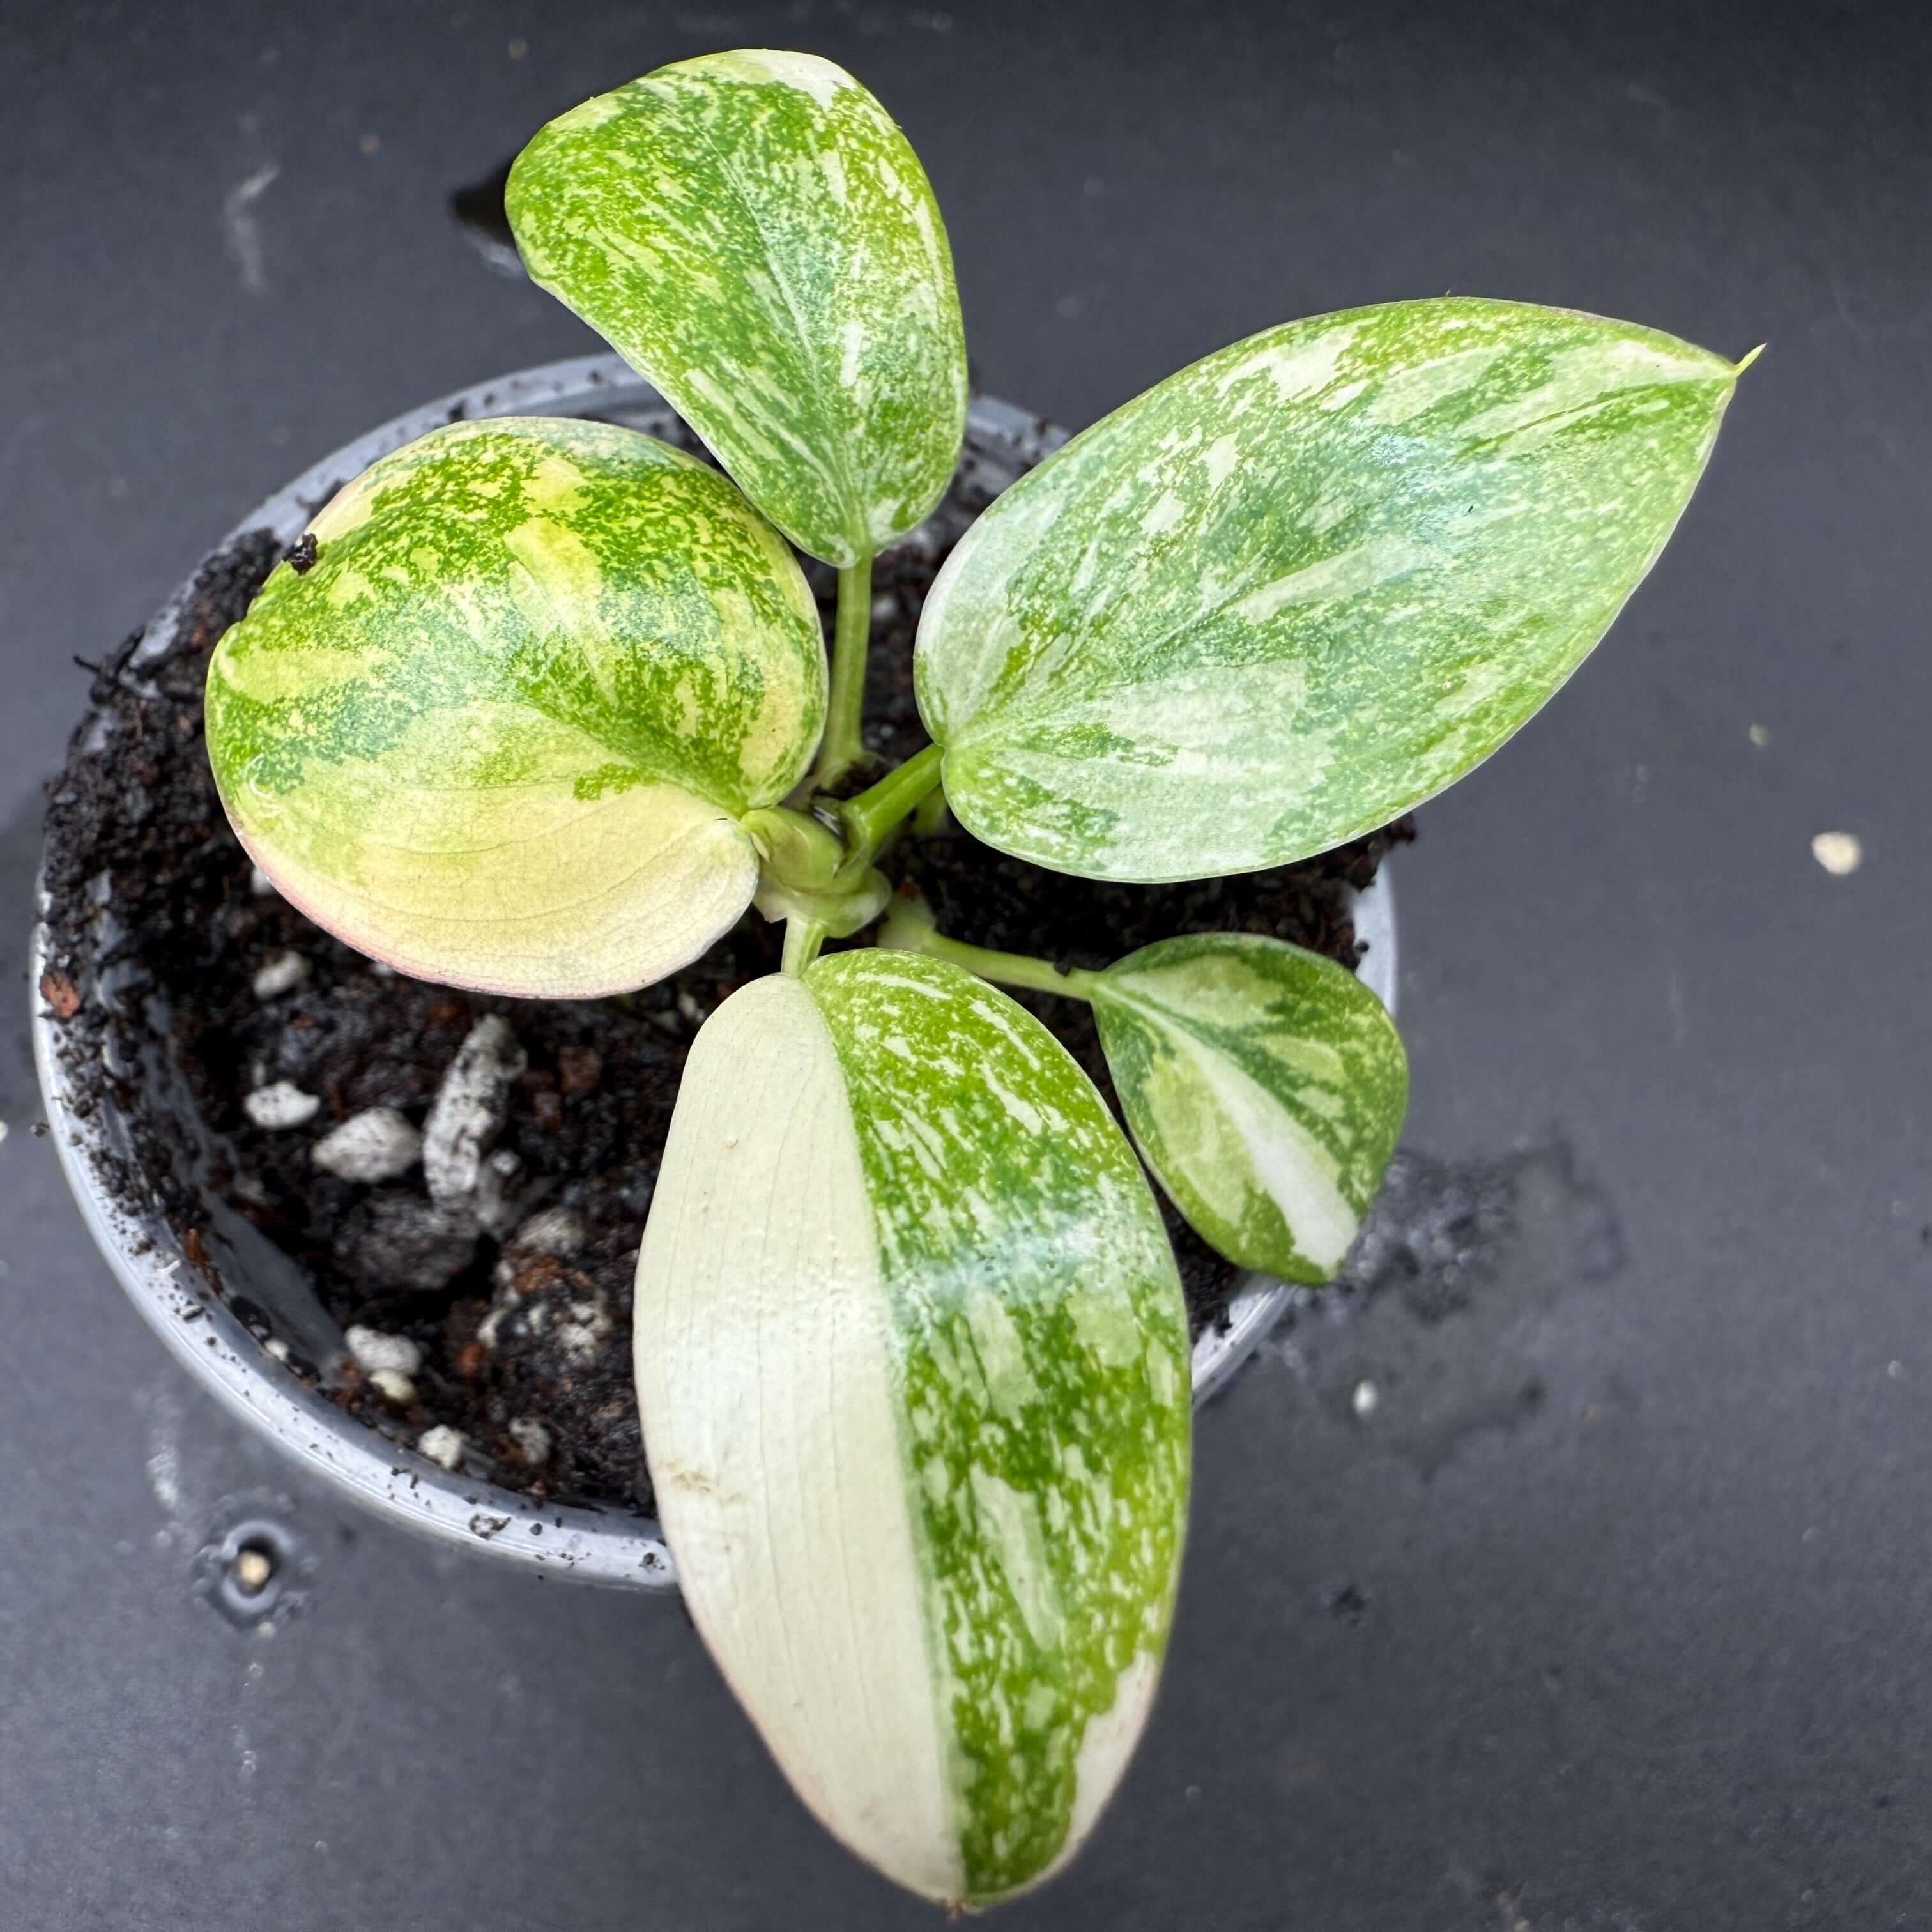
[[508, 50, 967, 567], [632, 953, 1189, 1908], [1092, 933, 1407, 1282], [917, 298, 1744, 880], [806, 950, 1190, 1903], [206, 416, 824, 997]]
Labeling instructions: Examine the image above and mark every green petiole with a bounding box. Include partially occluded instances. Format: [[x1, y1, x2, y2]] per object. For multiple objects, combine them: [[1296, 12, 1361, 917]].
[[837, 740, 944, 872], [878, 893, 1100, 1001], [813, 556, 877, 794]]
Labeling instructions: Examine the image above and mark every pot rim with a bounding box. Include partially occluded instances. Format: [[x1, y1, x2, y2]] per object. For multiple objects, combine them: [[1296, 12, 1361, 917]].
[[30, 352, 1396, 1590]]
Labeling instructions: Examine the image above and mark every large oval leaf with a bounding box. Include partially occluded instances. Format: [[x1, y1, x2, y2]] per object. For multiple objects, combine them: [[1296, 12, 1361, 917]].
[[507, 50, 968, 569], [1092, 933, 1407, 1282], [917, 298, 1744, 880], [633, 951, 1190, 1907], [206, 417, 824, 998]]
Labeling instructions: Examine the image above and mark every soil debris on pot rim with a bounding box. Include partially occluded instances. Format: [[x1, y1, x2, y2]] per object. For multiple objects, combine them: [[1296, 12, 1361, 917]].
[[38, 411, 1411, 1521]]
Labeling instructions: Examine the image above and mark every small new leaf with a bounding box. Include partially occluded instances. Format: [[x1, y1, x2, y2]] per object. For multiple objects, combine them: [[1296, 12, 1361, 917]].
[[634, 951, 1190, 1907], [206, 417, 825, 997], [1092, 933, 1407, 1282], [507, 50, 969, 568], [917, 298, 1745, 880]]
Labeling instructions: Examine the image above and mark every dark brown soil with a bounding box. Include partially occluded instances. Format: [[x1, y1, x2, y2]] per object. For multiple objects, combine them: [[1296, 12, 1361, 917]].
[[40, 418, 1410, 1519]]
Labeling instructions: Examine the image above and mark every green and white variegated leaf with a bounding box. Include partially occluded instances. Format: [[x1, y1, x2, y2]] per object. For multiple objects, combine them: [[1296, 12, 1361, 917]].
[[206, 417, 824, 998], [916, 298, 1745, 881], [1092, 933, 1407, 1283], [507, 50, 967, 568], [634, 951, 1190, 1908]]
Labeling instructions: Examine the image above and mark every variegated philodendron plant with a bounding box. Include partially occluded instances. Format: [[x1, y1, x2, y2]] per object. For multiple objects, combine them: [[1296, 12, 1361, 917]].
[[203, 47, 1749, 1911]]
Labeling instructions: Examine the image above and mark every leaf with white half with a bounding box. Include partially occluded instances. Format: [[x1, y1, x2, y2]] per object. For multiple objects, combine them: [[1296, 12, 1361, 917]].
[[507, 50, 967, 568], [206, 417, 824, 997], [633, 950, 1190, 1908], [1091, 933, 1406, 1283], [916, 298, 1747, 881]]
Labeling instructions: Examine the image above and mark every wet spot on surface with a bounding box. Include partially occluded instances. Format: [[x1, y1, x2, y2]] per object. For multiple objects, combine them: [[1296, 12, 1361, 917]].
[[1266, 1137, 1627, 1474]]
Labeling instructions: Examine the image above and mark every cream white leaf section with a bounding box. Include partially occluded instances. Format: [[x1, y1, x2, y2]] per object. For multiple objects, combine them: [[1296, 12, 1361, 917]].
[[205, 417, 825, 997], [916, 298, 1744, 880], [634, 955, 1191, 1906], [631, 976, 961, 1903], [802, 951, 1190, 1905], [508, 50, 967, 565], [1092, 933, 1408, 1282], [229, 774, 755, 1002]]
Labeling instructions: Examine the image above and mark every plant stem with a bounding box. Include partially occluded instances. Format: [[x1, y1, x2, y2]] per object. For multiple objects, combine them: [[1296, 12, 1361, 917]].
[[878, 900, 1100, 1002], [813, 556, 875, 793], [782, 916, 828, 977], [838, 741, 944, 870]]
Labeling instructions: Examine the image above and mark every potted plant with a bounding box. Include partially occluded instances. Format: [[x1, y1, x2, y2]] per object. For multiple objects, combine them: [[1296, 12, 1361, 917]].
[[34, 48, 1747, 1910]]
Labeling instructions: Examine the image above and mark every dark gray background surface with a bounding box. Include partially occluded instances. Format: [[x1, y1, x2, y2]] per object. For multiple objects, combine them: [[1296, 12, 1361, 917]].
[[3, 3, 1928, 1926]]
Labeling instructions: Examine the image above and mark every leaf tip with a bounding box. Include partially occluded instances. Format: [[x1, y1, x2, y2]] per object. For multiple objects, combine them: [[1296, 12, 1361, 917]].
[[1733, 341, 1767, 376]]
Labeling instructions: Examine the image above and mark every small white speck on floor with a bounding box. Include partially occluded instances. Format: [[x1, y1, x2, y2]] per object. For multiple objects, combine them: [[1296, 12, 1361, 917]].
[[345, 1325, 422, 1378], [0, 1119, 8, 1146], [1351, 1379, 1379, 1420], [243, 1081, 321, 1131], [1887, 1360, 1905, 1380], [249, 864, 278, 898], [1748, 723, 1770, 747], [417, 1425, 465, 1470], [1811, 831, 1862, 876], [1802, 1525, 1819, 1544], [251, 950, 310, 1000]]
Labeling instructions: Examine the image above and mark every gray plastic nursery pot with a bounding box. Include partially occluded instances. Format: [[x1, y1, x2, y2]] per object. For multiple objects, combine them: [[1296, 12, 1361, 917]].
[[30, 354, 1397, 1591]]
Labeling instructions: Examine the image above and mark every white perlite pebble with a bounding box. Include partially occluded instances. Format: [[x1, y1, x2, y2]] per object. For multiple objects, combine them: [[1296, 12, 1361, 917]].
[[474, 1147, 525, 1237], [368, 1368, 417, 1407], [507, 1417, 553, 1466], [243, 1081, 321, 1131], [344, 1325, 422, 1378], [417, 1425, 465, 1469], [263, 1337, 290, 1363], [1351, 1379, 1379, 1420], [251, 950, 310, 1000], [422, 1016, 526, 1204], [508, 1204, 586, 1260], [312, 1108, 422, 1184], [249, 864, 279, 898], [1811, 831, 1862, 877], [556, 1296, 614, 1365]]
